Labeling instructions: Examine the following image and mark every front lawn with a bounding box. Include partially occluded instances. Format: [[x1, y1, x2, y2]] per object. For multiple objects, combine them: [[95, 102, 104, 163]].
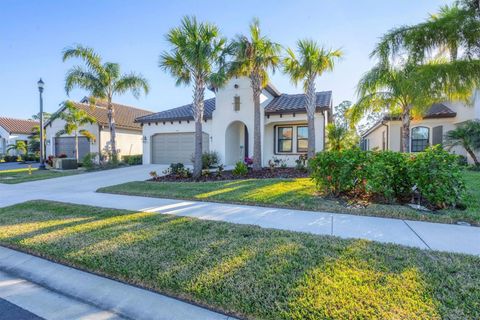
[[0, 168, 81, 184], [0, 201, 479, 319], [98, 170, 480, 226]]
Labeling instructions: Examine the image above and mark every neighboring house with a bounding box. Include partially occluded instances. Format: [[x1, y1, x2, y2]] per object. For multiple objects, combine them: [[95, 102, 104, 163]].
[[136, 77, 332, 167], [361, 96, 480, 163], [0, 117, 38, 155], [45, 98, 153, 160]]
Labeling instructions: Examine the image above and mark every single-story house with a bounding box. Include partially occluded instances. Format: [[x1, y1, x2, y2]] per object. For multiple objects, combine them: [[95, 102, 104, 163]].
[[361, 96, 480, 163], [136, 77, 332, 167], [45, 98, 153, 160], [0, 117, 38, 155]]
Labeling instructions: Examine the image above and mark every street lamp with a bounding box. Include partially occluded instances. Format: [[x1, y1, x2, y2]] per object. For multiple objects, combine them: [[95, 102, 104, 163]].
[[37, 78, 46, 170]]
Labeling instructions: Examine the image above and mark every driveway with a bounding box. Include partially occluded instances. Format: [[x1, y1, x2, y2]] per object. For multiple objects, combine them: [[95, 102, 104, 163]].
[[0, 163, 479, 256], [0, 162, 39, 171]]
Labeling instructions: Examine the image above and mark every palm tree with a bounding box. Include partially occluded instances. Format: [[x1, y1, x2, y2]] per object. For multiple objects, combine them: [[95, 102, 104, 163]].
[[230, 19, 281, 170], [445, 120, 480, 166], [350, 59, 480, 152], [53, 101, 97, 162], [373, 3, 480, 63], [63, 45, 149, 161], [6, 141, 27, 157], [326, 123, 357, 151], [283, 40, 342, 158], [160, 16, 229, 179]]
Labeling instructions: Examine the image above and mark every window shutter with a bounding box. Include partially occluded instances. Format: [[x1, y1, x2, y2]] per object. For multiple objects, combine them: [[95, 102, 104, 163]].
[[432, 126, 443, 146]]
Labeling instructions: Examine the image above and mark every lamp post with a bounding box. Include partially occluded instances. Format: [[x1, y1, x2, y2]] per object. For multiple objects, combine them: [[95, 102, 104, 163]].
[[37, 78, 46, 170]]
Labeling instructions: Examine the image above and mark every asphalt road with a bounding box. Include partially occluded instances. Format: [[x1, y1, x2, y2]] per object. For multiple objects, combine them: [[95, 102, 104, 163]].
[[0, 298, 43, 320], [0, 162, 40, 171]]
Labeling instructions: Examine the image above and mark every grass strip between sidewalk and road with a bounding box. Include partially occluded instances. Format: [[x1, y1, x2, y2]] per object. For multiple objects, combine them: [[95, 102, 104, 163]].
[[0, 200, 479, 319], [98, 170, 480, 226], [0, 168, 81, 184]]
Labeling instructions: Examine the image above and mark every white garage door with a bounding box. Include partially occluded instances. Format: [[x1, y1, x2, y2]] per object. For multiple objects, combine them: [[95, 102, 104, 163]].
[[151, 132, 209, 164]]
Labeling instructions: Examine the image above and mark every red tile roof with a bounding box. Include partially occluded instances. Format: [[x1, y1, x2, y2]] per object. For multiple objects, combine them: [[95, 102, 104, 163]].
[[0, 117, 38, 134]]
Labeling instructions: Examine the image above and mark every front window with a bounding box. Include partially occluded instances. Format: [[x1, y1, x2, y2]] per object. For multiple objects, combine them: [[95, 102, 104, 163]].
[[233, 96, 241, 111], [277, 127, 293, 152], [297, 126, 308, 152], [411, 127, 429, 152]]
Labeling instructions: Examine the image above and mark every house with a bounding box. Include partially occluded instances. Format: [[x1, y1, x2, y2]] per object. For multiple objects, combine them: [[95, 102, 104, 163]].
[[136, 77, 332, 167], [45, 98, 153, 160], [0, 117, 38, 155], [361, 96, 480, 163]]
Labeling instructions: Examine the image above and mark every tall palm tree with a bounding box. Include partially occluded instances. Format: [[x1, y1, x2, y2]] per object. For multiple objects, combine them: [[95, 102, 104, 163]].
[[63, 45, 149, 161], [230, 19, 281, 170], [53, 101, 97, 162], [283, 40, 342, 158], [445, 120, 480, 166], [160, 16, 229, 179], [350, 60, 480, 152]]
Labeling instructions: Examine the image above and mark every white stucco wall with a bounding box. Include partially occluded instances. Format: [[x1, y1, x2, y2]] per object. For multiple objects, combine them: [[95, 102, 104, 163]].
[[98, 127, 143, 157]]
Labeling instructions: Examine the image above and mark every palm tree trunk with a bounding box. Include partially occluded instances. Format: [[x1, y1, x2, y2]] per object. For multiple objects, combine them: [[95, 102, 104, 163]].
[[465, 146, 480, 166], [251, 73, 262, 170], [401, 104, 412, 153], [107, 98, 118, 163], [75, 131, 79, 162], [306, 76, 316, 158], [192, 76, 205, 179]]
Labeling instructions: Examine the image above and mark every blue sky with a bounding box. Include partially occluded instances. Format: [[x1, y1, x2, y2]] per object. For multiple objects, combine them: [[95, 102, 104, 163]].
[[1, 0, 450, 119]]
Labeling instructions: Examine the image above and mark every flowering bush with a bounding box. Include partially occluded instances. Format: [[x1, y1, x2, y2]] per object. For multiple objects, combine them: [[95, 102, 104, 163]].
[[244, 157, 253, 167]]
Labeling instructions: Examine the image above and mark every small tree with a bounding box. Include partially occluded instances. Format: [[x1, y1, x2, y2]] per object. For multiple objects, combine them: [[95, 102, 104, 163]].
[[283, 40, 342, 158], [445, 120, 480, 166], [6, 141, 27, 157], [27, 125, 41, 155], [53, 101, 96, 162]]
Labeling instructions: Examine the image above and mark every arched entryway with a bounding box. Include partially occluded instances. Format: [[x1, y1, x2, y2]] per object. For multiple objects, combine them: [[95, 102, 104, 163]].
[[225, 121, 249, 166]]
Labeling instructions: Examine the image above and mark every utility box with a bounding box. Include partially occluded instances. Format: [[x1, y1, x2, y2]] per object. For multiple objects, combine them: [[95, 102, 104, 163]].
[[53, 158, 78, 170]]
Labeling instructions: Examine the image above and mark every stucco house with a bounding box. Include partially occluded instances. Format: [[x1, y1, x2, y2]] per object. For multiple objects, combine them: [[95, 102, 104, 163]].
[[361, 95, 480, 163], [136, 77, 332, 167], [0, 117, 38, 155], [45, 98, 153, 160]]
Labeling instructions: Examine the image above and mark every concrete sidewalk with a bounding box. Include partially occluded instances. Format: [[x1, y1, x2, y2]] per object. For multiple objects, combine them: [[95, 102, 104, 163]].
[[0, 246, 233, 320]]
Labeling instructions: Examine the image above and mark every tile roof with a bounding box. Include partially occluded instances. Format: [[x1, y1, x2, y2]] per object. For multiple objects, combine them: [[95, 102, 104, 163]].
[[423, 103, 456, 118], [49, 100, 153, 131], [264, 91, 332, 114], [136, 98, 216, 123], [136, 91, 332, 123], [0, 117, 38, 134]]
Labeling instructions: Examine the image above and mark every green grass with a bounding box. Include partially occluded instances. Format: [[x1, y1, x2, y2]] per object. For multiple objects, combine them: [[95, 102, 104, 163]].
[[0, 201, 479, 319], [0, 167, 81, 184], [98, 170, 480, 226]]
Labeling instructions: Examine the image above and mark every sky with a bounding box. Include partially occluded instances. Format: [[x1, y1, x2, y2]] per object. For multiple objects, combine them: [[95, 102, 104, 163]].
[[0, 0, 451, 119]]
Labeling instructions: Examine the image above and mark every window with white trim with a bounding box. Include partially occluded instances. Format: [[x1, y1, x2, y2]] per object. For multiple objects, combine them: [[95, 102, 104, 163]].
[[297, 126, 308, 153]]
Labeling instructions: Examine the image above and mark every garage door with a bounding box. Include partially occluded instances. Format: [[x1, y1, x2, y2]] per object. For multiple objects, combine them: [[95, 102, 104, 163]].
[[54, 137, 90, 159], [151, 132, 209, 164]]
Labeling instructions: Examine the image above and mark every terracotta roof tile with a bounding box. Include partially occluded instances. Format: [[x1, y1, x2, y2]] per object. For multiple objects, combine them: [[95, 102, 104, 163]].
[[0, 117, 38, 134]]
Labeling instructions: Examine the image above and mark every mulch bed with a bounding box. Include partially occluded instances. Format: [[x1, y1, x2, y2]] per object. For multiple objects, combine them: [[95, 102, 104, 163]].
[[151, 167, 309, 182]]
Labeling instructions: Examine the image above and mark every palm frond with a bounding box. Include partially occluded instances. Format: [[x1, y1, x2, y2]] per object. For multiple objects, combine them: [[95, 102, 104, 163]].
[[114, 73, 150, 98]]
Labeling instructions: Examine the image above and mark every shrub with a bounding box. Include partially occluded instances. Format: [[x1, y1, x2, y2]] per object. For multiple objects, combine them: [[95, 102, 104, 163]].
[[163, 163, 192, 178], [122, 154, 142, 165], [295, 154, 308, 171], [410, 145, 465, 209], [364, 151, 411, 202], [309, 146, 465, 209], [232, 161, 248, 176], [82, 152, 97, 170], [244, 157, 253, 167], [191, 151, 219, 169], [309, 148, 368, 197]]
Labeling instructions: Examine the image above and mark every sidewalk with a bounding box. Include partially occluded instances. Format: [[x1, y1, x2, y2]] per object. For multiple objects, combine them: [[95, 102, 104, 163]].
[[0, 246, 233, 320]]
